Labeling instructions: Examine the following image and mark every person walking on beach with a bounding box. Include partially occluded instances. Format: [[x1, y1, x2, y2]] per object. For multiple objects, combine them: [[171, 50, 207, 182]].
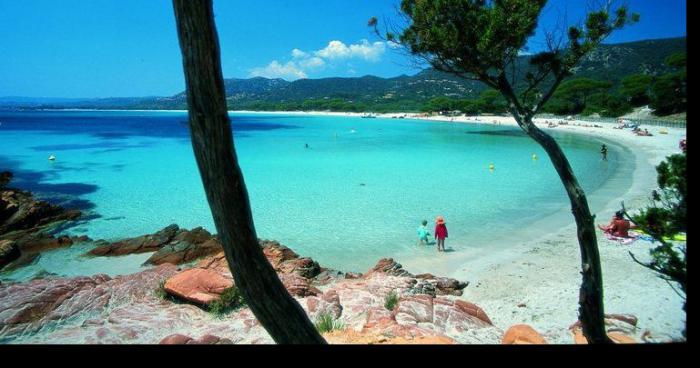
[[434, 216, 448, 252], [600, 144, 608, 161], [417, 220, 431, 245]]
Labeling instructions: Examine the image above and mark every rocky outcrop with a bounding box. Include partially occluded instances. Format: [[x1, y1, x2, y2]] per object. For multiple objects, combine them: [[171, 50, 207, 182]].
[[0, 238, 493, 344], [87, 224, 181, 257], [0, 172, 81, 236], [166, 241, 324, 300], [0, 264, 180, 338], [1, 173, 85, 270], [365, 259, 468, 296], [86, 225, 223, 266], [502, 324, 547, 344]]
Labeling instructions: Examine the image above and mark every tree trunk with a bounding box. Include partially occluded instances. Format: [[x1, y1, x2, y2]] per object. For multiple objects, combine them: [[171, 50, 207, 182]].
[[172, 0, 326, 344], [516, 114, 612, 344]]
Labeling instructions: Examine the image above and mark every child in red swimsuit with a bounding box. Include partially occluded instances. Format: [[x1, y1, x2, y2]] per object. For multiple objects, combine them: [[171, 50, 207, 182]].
[[434, 216, 448, 252]]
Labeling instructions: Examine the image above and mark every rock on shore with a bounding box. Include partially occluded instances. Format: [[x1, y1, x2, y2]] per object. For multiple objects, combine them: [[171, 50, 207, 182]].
[[1, 172, 83, 270], [0, 237, 499, 344]]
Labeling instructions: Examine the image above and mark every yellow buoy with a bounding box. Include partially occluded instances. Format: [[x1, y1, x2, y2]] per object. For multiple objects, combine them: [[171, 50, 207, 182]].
[[532, 154, 538, 160], [488, 163, 495, 170]]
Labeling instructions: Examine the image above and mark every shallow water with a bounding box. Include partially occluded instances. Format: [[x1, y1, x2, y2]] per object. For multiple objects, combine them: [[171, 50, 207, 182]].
[[0, 111, 622, 279]]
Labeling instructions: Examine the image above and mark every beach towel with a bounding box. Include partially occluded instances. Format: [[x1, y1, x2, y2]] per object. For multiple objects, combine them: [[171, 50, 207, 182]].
[[605, 233, 639, 245]]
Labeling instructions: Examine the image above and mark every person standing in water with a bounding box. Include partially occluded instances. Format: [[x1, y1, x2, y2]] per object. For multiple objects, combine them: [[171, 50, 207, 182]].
[[417, 220, 431, 245], [600, 144, 608, 161], [434, 216, 448, 252]]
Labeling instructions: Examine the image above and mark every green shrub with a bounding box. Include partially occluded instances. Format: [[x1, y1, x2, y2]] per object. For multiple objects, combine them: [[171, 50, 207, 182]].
[[384, 290, 399, 311], [209, 286, 246, 317], [154, 280, 169, 300], [314, 311, 345, 333]]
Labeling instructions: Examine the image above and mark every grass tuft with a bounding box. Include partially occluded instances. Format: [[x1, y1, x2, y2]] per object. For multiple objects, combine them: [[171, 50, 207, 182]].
[[154, 280, 169, 300], [315, 311, 345, 333], [209, 286, 247, 317], [384, 290, 399, 311]]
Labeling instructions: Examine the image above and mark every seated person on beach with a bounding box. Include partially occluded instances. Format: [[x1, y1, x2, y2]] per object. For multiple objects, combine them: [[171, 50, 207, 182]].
[[636, 128, 653, 136], [598, 211, 632, 238], [417, 220, 431, 245]]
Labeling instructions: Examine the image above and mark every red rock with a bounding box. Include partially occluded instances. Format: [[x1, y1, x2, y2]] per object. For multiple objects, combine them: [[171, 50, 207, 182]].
[[163, 268, 234, 305], [454, 300, 492, 325], [606, 313, 638, 327], [278, 273, 321, 297], [366, 258, 412, 277], [145, 237, 222, 265], [159, 334, 233, 345], [394, 295, 434, 324], [159, 334, 193, 344], [87, 224, 180, 256], [570, 327, 637, 344], [1, 179, 82, 236], [502, 324, 547, 344], [344, 272, 362, 279]]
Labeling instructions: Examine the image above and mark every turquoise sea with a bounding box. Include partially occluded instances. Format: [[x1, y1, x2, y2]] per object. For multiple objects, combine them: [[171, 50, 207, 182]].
[[0, 111, 626, 280]]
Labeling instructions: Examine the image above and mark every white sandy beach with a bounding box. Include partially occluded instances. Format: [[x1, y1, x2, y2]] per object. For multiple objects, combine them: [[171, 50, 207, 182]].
[[232, 110, 687, 343]]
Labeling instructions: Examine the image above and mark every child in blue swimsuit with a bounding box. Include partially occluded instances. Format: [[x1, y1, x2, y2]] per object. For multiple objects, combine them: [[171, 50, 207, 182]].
[[417, 220, 431, 245]]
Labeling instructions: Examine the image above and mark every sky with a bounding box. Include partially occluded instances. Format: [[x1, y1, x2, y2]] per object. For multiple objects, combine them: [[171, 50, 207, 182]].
[[0, 0, 687, 98]]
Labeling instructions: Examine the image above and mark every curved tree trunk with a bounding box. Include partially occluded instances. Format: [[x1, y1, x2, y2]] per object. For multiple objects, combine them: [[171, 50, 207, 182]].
[[172, 0, 326, 344], [515, 115, 612, 344]]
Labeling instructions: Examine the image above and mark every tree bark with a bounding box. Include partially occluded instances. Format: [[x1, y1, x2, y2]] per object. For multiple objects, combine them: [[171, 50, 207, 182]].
[[513, 113, 612, 344], [172, 0, 326, 344]]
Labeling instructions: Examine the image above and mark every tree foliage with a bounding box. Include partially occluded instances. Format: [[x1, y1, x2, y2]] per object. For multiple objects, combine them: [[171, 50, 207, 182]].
[[651, 52, 686, 116], [386, 0, 638, 118], [620, 74, 654, 106], [624, 153, 686, 311]]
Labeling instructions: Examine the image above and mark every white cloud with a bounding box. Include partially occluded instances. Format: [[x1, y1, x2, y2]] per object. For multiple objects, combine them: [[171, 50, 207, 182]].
[[249, 60, 307, 80], [291, 48, 308, 59], [299, 57, 325, 69], [315, 39, 385, 62], [250, 39, 387, 80]]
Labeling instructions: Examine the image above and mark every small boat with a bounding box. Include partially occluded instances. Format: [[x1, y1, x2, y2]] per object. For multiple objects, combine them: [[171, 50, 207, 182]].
[[48, 155, 56, 161]]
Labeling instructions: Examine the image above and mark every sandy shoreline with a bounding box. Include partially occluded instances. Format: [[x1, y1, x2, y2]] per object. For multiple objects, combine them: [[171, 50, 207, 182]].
[[233, 110, 687, 343]]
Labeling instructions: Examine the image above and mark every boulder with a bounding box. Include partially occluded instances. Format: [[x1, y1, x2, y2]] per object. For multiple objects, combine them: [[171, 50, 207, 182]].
[[159, 334, 233, 345], [454, 300, 493, 325], [88, 226, 222, 266], [366, 258, 413, 278], [278, 273, 321, 297], [502, 324, 547, 344], [87, 224, 180, 257], [0, 182, 81, 235], [163, 268, 233, 306], [1, 233, 90, 271], [144, 237, 222, 265]]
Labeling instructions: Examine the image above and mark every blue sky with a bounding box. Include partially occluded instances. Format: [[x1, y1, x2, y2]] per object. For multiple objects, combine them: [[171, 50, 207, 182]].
[[0, 0, 686, 98]]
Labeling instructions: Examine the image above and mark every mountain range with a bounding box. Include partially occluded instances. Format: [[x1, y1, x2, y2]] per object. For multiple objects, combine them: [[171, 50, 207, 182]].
[[0, 37, 686, 112]]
